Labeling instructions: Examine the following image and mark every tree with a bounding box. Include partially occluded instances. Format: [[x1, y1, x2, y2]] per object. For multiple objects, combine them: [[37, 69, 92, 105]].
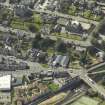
[[96, 18, 105, 34], [80, 50, 88, 66], [39, 38, 51, 51], [92, 32, 99, 38], [91, 38, 98, 45], [28, 24, 38, 33], [55, 39, 66, 53], [32, 33, 41, 48]]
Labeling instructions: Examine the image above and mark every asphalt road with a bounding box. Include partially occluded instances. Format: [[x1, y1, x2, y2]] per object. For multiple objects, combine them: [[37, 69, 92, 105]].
[[80, 74, 105, 98]]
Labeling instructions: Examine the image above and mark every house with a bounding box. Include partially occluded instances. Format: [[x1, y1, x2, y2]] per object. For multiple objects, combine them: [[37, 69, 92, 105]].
[[61, 27, 66, 33], [20, 0, 35, 6], [57, 18, 69, 26], [37, 51, 48, 63], [75, 46, 86, 52], [68, 20, 83, 34], [14, 6, 33, 19], [41, 25, 51, 35], [16, 100, 23, 105], [0, 75, 11, 91], [0, 0, 6, 3], [0, 92, 11, 103], [96, 51, 105, 62], [93, 6, 103, 15], [12, 77, 23, 87], [47, 0, 58, 11], [41, 14, 58, 24], [52, 24, 62, 33], [10, 0, 20, 4]]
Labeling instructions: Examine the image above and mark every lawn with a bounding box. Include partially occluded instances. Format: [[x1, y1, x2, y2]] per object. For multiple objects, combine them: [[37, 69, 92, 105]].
[[41, 64, 49, 68], [67, 5, 102, 21], [47, 48, 55, 56], [10, 22, 27, 30], [33, 12, 42, 24], [48, 83, 59, 92], [68, 5, 77, 16], [71, 96, 99, 105], [10, 13, 42, 31], [101, 102, 105, 105], [52, 33, 82, 41]]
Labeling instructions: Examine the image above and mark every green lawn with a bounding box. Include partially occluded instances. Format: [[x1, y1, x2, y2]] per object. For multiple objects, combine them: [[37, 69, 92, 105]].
[[10, 22, 27, 30], [67, 6, 102, 21], [33, 13, 42, 24], [10, 13, 42, 31], [68, 5, 77, 16], [41, 64, 49, 68], [48, 83, 59, 92], [52, 33, 82, 41], [47, 48, 55, 56], [71, 96, 99, 105], [101, 102, 105, 105]]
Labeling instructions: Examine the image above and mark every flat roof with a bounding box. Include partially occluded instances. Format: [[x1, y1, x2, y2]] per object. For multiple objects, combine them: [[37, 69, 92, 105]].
[[0, 75, 11, 90]]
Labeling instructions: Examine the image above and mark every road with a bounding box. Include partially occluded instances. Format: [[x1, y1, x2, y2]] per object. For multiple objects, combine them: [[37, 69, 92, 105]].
[[5, 0, 9, 5], [1, 53, 105, 99], [89, 70, 105, 75], [87, 62, 105, 72], [0, 1, 99, 26], [0, 25, 35, 38], [11, 1, 101, 25], [80, 74, 105, 98], [0, 55, 46, 77], [97, 2, 105, 6], [0, 24, 91, 47], [46, 34, 91, 47], [34, 9, 99, 25], [67, 68, 105, 99], [0, 54, 68, 77], [0, 0, 101, 26]]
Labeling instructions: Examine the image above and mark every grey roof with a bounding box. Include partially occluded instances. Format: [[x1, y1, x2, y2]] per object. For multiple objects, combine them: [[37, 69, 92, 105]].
[[53, 55, 63, 66], [53, 55, 70, 67], [61, 56, 70, 67]]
